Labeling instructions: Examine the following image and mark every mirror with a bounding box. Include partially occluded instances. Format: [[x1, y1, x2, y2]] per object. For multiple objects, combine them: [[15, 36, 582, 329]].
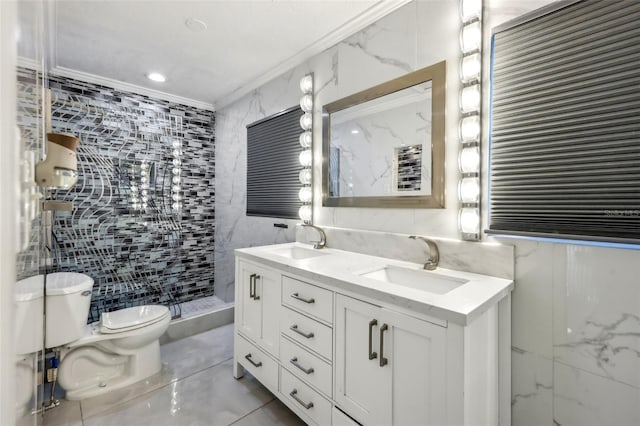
[[322, 61, 446, 208]]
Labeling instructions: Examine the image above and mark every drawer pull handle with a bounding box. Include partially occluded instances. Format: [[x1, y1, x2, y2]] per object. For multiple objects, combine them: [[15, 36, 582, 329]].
[[291, 292, 315, 304], [290, 357, 314, 374], [290, 389, 314, 410], [379, 323, 389, 367], [290, 324, 314, 339], [368, 319, 378, 360], [244, 353, 262, 368]]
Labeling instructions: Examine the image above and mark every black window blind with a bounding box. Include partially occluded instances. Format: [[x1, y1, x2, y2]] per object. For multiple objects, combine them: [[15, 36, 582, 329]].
[[488, 0, 640, 244], [247, 106, 302, 219]]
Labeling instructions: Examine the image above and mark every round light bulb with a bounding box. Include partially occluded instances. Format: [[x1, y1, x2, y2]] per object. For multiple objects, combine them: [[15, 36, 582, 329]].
[[461, 84, 481, 113], [298, 205, 312, 222], [173, 149, 182, 157], [140, 162, 148, 170], [130, 185, 138, 192], [300, 113, 313, 131], [172, 202, 181, 210], [299, 186, 312, 203], [461, 0, 482, 22], [172, 140, 181, 148], [172, 167, 181, 175], [461, 53, 481, 82], [300, 94, 313, 112], [141, 189, 148, 196], [172, 176, 181, 184], [172, 185, 181, 192], [140, 182, 149, 190], [461, 21, 481, 53], [460, 115, 480, 142], [141, 196, 148, 203], [299, 75, 313, 94], [459, 208, 480, 234], [140, 176, 148, 183], [132, 203, 140, 210], [459, 147, 480, 173], [459, 177, 480, 203], [299, 169, 312, 185], [172, 193, 182, 201], [299, 149, 312, 167], [299, 131, 312, 148]]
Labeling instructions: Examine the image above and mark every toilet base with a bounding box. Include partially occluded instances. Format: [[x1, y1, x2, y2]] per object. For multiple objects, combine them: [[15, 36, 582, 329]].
[[59, 340, 162, 400]]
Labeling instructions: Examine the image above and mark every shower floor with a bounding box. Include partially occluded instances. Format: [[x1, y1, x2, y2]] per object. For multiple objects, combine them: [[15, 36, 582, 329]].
[[178, 295, 233, 318]]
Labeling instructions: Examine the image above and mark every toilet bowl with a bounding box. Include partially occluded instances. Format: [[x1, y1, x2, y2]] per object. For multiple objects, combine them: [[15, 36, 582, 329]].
[[14, 272, 171, 402]]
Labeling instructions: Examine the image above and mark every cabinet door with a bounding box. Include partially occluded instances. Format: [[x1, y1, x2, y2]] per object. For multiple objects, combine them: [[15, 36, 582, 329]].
[[382, 307, 448, 426], [237, 261, 263, 344], [335, 295, 391, 426], [255, 266, 280, 357]]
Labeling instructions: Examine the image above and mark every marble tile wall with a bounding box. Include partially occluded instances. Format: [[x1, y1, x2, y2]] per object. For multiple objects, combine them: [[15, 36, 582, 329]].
[[216, 0, 640, 424]]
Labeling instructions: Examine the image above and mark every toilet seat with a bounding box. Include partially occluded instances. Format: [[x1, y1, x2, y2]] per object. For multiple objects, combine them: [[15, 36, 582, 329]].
[[100, 305, 170, 334]]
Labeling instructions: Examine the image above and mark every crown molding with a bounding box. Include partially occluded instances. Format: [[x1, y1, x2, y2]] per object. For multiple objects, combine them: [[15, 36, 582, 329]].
[[215, 0, 412, 109], [43, 65, 215, 111]]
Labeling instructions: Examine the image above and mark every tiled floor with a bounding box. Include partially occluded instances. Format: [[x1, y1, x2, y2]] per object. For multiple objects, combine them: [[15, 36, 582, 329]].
[[34, 324, 305, 426]]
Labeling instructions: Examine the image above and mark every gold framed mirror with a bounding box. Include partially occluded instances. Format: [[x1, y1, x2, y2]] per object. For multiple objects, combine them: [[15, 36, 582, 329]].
[[322, 60, 446, 208]]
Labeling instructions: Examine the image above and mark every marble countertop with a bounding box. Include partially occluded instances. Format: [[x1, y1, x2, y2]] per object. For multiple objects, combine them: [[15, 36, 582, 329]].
[[235, 242, 514, 326]]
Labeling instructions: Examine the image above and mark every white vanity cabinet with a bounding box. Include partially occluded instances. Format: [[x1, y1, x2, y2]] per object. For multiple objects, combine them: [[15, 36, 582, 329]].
[[236, 259, 281, 357], [234, 245, 511, 426], [335, 294, 450, 426]]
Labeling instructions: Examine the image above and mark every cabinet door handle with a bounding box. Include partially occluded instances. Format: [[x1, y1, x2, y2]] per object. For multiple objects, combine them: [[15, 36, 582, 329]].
[[253, 275, 261, 300], [290, 357, 314, 374], [368, 319, 378, 360], [289, 389, 314, 410], [249, 274, 256, 299], [291, 292, 315, 304], [244, 353, 262, 368], [290, 324, 314, 339], [379, 323, 388, 367]]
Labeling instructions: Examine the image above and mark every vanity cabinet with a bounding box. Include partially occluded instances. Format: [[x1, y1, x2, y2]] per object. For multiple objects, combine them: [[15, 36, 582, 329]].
[[236, 259, 281, 357], [335, 294, 448, 426]]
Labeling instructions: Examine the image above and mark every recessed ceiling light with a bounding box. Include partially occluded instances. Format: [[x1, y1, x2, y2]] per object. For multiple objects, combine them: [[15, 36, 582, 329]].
[[147, 72, 166, 83], [185, 18, 207, 32]]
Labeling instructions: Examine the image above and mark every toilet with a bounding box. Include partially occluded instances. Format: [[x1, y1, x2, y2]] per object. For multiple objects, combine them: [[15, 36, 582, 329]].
[[15, 272, 171, 401]]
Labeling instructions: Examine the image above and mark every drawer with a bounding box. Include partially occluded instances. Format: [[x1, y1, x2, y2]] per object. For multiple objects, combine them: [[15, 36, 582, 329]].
[[280, 367, 332, 426], [281, 306, 332, 361], [236, 335, 278, 393], [280, 336, 332, 397], [282, 276, 333, 324]]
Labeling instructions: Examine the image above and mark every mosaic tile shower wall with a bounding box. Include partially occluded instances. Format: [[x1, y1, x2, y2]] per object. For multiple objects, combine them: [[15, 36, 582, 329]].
[[17, 68, 216, 320]]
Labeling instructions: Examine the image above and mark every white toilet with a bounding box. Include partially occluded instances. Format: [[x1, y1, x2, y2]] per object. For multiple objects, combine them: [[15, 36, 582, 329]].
[[15, 272, 171, 401]]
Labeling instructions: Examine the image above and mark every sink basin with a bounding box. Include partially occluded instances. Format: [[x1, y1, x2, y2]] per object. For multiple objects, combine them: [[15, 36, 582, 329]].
[[270, 246, 329, 260], [361, 265, 468, 295]]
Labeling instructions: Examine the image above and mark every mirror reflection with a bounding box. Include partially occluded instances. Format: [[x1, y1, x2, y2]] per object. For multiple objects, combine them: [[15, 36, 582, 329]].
[[322, 61, 446, 209]]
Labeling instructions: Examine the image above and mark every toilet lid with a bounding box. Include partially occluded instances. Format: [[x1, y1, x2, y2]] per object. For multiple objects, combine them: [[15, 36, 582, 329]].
[[100, 305, 170, 333]]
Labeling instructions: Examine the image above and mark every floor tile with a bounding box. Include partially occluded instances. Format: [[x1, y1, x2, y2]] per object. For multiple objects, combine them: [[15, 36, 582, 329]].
[[83, 359, 274, 426], [230, 399, 306, 426], [80, 323, 234, 419], [42, 400, 83, 426]]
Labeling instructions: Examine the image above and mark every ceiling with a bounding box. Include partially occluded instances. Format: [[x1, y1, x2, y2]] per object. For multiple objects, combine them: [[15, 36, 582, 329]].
[[18, 1, 405, 109]]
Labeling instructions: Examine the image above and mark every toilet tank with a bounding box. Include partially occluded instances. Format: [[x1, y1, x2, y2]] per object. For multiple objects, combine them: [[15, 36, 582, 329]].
[[15, 276, 44, 355], [45, 272, 94, 348]]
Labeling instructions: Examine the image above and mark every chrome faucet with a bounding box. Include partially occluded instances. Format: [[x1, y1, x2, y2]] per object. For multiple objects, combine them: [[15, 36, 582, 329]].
[[409, 235, 439, 270], [301, 223, 326, 249]]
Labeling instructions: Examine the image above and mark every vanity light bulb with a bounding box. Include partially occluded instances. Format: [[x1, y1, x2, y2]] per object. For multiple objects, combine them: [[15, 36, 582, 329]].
[[300, 94, 313, 113], [132, 203, 140, 210], [172, 167, 181, 175], [141, 189, 148, 196], [140, 162, 149, 170], [130, 185, 138, 192], [460, 84, 481, 113], [172, 202, 182, 210], [299, 169, 312, 185], [141, 196, 148, 203], [299, 187, 312, 203], [172, 158, 181, 167], [459, 147, 480, 173], [299, 150, 312, 167], [300, 113, 313, 131], [461, 53, 481, 82], [298, 205, 312, 222], [172, 140, 181, 149], [172, 193, 182, 201], [459, 208, 480, 234], [172, 185, 181, 193], [459, 177, 480, 203], [461, 21, 482, 53], [299, 75, 313, 94], [140, 176, 148, 184], [140, 182, 149, 190], [461, 0, 482, 22], [172, 176, 181, 184], [173, 149, 182, 157], [460, 115, 481, 141], [299, 131, 312, 148]]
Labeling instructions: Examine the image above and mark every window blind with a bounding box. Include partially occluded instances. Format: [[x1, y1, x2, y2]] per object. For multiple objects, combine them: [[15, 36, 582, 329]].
[[247, 106, 302, 219], [488, 0, 640, 244]]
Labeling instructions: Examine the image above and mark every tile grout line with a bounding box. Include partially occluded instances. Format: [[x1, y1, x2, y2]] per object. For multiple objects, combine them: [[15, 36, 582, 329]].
[[227, 397, 278, 425], [81, 355, 235, 422]]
